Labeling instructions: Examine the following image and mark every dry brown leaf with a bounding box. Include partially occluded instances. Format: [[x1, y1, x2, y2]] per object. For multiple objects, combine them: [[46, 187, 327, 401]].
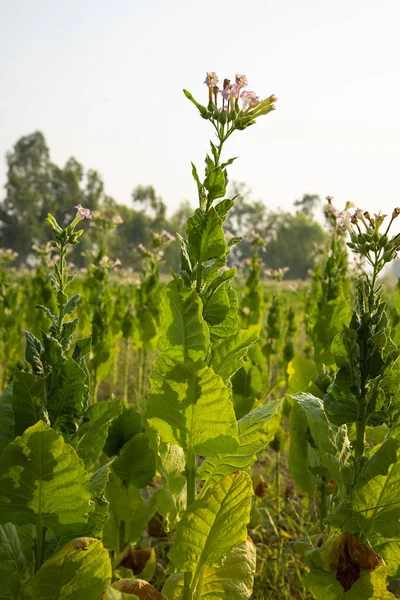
[[112, 578, 167, 600], [114, 548, 154, 575], [327, 533, 382, 591]]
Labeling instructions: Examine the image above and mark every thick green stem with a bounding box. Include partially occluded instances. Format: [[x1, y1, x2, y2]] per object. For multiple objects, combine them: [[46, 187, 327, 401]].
[[318, 476, 328, 531], [35, 522, 47, 573], [276, 451, 281, 526], [118, 519, 126, 556], [140, 348, 148, 396], [136, 348, 142, 393], [90, 370, 99, 404], [56, 245, 67, 339], [123, 338, 129, 403], [183, 449, 196, 599], [354, 419, 366, 483]]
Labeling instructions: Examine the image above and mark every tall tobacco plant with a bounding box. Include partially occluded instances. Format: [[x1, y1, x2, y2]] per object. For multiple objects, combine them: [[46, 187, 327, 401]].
[[290, 207, 400, 599], [141, 73, 280, 600], [0, 206, 125, 598]]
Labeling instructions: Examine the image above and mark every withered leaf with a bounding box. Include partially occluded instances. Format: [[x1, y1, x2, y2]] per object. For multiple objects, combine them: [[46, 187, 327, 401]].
[[112, 578, 167, 599]]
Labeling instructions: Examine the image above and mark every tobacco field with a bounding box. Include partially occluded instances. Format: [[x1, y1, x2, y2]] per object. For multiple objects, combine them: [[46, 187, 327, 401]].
[[2, 74, 400, 600]]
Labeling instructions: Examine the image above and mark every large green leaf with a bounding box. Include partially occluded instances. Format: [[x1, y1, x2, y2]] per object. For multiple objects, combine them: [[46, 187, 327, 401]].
[[112, 432, 156, 488], [0, 421, 92, 534], [148, 435, 186, 531], [103, 471, 157, 552], [47, 357, 88, 434], [198, 401, 281, 493], [23, 538, 111, 600], [204, 167, 226, 203], [57, 463, 112, 545], [207, 286, 238, 339], [187, 207, 227, 264], [289, 393, 350, 495], [158, 280, 209, 364], [286, 354, 321, 397], [11, 370, 47, 436], [350, 446, 400, 537], [210, 329, 259, 383], [162, 539, 256, 599], [0, 522, 31, 599], [72, 398, 122, 469], [0, 383, 15, 455], [104, 404, 143, 457], [168, 472, 253, 573], [147, 361, 238, 457]]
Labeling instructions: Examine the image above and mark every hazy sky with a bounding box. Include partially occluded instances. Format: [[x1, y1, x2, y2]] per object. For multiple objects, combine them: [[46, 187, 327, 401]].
[[1, 0, 400, 218]]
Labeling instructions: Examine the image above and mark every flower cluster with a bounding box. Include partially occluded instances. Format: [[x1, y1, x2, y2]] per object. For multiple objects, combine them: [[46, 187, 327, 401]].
[[183, 72, 276, 136], [98, 256, 121, 270], [336, 206, 400, 270], [247, 231, 267, 250], [264, 266, 290, 282], [0, 248, 18, 265], [203, 72, 264, 112], [90, 209, 123, 233], [47, 204, 92, 246]]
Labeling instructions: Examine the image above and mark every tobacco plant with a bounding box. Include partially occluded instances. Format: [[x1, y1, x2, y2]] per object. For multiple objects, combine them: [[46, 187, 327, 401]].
[[290, 207, 400, 599], [139, 72, 281, 600], [0, 207, 125, 597]]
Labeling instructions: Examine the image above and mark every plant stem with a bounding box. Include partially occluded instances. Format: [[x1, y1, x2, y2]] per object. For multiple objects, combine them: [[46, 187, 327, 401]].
[[35, 522, 47, 573], [118, 519, 126, 556], [56, 244, 66, 339], [123, 338, 129, 403], [276, 450, 281, 526], [318, 476, 327, 531], [354, 419, 366, 482], [140, 348, 147, 396], [137, 348, 142, 393], [184, 448, 196, 599]]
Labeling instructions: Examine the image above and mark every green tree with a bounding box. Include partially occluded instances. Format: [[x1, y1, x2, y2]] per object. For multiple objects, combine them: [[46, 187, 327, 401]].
[[293, 193, 320, 218], [262, 211, 327, 279]]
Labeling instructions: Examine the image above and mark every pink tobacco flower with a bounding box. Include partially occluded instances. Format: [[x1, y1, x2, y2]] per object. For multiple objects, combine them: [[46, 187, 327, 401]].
[[74, 204, 92, 219], [240, 90, 260, 110], [236, 73, 248, 87], [204, 72, 219, 88], [220, 83, 239, 100]]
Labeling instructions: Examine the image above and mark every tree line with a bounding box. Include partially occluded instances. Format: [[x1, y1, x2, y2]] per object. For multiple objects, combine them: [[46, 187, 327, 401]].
[[0, 131, 327, 279]]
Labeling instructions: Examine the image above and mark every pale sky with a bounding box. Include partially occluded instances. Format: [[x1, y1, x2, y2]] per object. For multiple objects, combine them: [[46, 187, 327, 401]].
[[1, 0, 400, 218]]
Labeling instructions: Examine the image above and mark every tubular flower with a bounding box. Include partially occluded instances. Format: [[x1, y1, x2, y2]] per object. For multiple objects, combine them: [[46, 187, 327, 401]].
[[240, 90, 260, 110], [336, 210, 352, 231], [204, 72, 219, 88], [74, 204, 92, 219], [235, 73, 248, 88], [220, 83, 239, 100]]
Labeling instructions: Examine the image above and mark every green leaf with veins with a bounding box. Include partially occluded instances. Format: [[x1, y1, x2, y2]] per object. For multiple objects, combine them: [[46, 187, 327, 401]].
[[112, 432, 156, 488], [210, 329, 259, 383], [147, 360, 238, 456], [72, 398, 122, 469], [23, 538, 111, 600], [168, 472, 253, 576], [0, 383, 15, 454], [198, 401, 281, 492], [12, 370, 47, 436], [162, 539, 256, 599], [0, 522, 31, 599], [157, 279, 210, 364], [0, 421, 92, 534]]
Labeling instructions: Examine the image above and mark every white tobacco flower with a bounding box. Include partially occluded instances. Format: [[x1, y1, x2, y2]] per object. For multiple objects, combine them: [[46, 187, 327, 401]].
[[336, 210, 352, 232]]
